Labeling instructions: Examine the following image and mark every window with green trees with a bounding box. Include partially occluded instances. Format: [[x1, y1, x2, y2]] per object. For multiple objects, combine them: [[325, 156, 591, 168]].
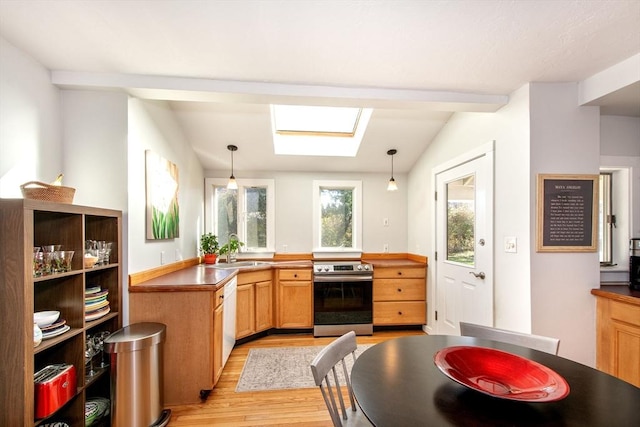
[[313, 180, 362, 251]]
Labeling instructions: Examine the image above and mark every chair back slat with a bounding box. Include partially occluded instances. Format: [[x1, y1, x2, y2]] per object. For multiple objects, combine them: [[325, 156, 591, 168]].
[[460, 321, 560, 355], [310, 331, 371, 427]]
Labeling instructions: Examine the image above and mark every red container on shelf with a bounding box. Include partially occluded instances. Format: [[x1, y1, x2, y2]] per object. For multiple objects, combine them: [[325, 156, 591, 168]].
[[34, 364, 76, 418]]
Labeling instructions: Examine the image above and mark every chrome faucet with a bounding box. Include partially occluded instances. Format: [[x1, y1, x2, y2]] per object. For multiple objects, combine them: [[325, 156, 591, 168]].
[[227, 233, 239, 263]]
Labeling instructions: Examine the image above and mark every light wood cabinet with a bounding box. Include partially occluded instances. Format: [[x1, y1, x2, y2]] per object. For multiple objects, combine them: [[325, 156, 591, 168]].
[[212, 287, 224, 385], [0, 199, 122, 427], [255, 279, 274, 332], [236, 283, 256, 338], [236, 270, 273, 339], [130, 285, 226, 405], [373, 266, 426, 325], [276, 268, 313, 328], [594, 293, 640, 387]]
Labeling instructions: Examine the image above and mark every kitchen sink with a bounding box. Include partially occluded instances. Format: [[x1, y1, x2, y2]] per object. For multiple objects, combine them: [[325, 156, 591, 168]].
[[210, 261, 272, 269]]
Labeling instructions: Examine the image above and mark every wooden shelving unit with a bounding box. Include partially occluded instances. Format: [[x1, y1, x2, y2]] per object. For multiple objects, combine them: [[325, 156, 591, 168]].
[[0, 199, 122, 427]]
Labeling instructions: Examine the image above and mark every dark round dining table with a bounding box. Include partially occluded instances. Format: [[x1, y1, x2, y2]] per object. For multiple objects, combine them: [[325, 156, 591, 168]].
[[351, 335, 640, 427]]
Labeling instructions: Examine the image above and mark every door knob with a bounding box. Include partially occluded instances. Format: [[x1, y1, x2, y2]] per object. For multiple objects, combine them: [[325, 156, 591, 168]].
[[469, 271, 486, 280]]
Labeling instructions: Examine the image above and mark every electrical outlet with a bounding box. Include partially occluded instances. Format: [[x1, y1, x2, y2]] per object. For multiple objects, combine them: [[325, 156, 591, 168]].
[[383, 218, 389, 227], [160, 250, 165, 264], [283, 244, 288, 253], [175, 248, 182, 261], [504, 237, 517, 253], [383, 243, 389, 253]]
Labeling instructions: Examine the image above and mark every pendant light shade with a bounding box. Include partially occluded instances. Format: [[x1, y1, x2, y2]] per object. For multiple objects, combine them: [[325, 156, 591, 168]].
[[387, 149, 398, 191], [227, 145, 238, 190]]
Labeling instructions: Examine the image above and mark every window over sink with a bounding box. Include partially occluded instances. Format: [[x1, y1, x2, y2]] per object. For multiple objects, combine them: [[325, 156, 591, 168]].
[[205, 178, 275, 253]]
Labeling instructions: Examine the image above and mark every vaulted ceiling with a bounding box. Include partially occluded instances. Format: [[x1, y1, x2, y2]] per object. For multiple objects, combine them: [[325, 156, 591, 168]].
[[1, 1, 638, 174]]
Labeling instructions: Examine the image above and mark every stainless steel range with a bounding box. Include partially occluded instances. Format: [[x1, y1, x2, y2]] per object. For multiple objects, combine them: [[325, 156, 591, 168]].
[[313, 261, 373, 337]]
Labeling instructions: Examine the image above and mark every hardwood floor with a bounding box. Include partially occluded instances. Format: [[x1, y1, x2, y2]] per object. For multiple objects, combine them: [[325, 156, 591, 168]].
[[168, 329, 425, 426]]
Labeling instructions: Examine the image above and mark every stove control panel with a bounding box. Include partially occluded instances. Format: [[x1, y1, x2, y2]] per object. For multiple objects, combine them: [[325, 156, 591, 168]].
[[314, 263, 372, 273]]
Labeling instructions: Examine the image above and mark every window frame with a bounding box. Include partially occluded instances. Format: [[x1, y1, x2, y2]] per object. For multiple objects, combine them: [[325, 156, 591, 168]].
[[205, 178, 275, 254], [312, 180, 363, 255]]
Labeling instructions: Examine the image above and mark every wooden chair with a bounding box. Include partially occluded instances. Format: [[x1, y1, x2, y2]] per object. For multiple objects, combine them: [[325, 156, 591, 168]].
[[310, 331, 372, 427], [460, 321, 560, 355]]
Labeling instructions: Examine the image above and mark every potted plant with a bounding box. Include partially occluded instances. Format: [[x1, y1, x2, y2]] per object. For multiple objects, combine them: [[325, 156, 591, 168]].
[[219, 238, 245, 263], [200, 233, 219, 264]]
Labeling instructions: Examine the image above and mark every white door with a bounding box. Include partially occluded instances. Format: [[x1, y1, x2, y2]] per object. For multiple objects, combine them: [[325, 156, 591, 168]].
[[435, 150, 493, 335]]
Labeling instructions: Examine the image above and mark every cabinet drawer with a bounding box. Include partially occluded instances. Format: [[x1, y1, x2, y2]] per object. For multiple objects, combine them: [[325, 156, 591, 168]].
[[374, 301, 425, 325], [374, 267, 425, 279], [237, 270, 272, 285], [610, 300, 640, 327], [278, 269, 312, 281], [214, 287, 225, 308], [373, 279, 425, 301]]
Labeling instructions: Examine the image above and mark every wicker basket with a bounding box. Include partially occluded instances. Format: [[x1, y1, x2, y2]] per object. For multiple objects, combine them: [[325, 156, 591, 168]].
[[20, 181, 76, 204]]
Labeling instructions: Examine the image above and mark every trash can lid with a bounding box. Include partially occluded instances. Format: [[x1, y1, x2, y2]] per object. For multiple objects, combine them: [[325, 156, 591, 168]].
[[104, 322, 166, 353]]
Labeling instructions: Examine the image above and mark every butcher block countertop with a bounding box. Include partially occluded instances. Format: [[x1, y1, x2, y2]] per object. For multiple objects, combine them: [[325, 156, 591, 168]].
[[365, 259, 427, 268], [129, 255, 428, 292], [130, 259, 313, 292], [591, 283, 640, 306]]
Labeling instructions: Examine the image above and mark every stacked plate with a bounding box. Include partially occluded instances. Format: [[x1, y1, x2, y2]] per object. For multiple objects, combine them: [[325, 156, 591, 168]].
[[85, 397, 110, 426], [85, 286, 110, 322], [35, 311, 70, 340], [41, 319, 70, 340]]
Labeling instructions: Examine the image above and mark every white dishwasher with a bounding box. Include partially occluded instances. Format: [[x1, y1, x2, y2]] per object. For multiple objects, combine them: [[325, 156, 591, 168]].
[[222, 276, 237, 366]]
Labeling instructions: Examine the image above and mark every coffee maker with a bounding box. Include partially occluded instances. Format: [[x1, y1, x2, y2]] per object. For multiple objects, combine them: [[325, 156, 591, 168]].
[[630, 238, 640, 291]]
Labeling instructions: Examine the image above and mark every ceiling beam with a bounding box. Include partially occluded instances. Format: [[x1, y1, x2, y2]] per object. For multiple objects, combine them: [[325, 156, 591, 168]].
[[51, 71, 508, 112]]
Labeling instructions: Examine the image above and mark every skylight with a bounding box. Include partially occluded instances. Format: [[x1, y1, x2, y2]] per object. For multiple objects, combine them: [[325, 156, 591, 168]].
[[271, 105, 372, 157]]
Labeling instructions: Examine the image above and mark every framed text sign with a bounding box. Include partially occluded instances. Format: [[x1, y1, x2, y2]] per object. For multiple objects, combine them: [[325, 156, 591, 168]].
[[536, 174, 599, 252]]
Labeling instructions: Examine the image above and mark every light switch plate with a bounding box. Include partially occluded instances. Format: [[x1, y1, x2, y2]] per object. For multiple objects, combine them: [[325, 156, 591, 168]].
[[504, 237, 517, 253]]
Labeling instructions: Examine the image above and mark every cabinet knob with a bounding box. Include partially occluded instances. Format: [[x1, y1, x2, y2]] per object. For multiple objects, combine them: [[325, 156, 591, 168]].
[[294, 274, 298, 278], [398, 311, 403, 315], [397, 271, 402, 276], [397, 288, 402, 292]]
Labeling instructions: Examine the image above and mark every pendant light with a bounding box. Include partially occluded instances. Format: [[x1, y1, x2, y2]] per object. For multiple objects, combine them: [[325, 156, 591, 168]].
[[227, 145, 238, 190], [387, 149, 398, 191]]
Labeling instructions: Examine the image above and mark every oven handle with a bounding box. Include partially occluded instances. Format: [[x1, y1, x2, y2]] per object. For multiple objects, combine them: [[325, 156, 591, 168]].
[[313, 275, 373, 283]]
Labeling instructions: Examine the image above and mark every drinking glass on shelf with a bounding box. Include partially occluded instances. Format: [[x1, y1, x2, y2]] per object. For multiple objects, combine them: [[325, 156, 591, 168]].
[[59, 250, 74, 272], [93, 331, 111, 368], [42, 251, 56, 275], [85, 335, 99, 377], [33, 247, 43, 277]]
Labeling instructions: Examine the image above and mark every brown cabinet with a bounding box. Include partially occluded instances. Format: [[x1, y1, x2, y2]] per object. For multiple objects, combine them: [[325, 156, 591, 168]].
[[594, 293, 640, 387], [276, 268, 313, 328], [373, 266, 426, 325], [129, 285, 225, 405], [236, 270, 273, 339], [212, 287, 224, 385], [0, 199, 122, 427], [255, 279, 274, 332]]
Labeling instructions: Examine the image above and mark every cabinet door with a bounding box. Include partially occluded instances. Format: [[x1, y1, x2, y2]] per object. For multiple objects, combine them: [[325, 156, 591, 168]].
[[212, 303, 224, 385], [278, 281, 312, 328], [236, 283, 256, 339], [255, 280, 273, 332]]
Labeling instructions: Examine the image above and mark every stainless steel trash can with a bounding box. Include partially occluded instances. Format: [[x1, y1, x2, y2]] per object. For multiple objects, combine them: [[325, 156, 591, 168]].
[[105, 322, 171, 427]]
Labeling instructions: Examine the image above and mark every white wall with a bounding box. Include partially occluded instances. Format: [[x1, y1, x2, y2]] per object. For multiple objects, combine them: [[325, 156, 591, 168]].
[[529, 83, 600, 366], [60, 90, 129, 210], [410, 83, 603, 366], [408, 84, 533, 334], [0, 36, 62, 197], [128, 99, 204, 273], [203, 170, 408, 254]]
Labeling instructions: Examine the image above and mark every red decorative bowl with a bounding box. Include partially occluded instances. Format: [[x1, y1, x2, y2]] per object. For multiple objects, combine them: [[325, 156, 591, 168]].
[[434, 346, 570, 402]]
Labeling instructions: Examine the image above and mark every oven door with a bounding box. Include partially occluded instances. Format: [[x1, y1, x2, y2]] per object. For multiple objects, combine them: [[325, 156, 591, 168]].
[[313, 275, 373, 326]]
